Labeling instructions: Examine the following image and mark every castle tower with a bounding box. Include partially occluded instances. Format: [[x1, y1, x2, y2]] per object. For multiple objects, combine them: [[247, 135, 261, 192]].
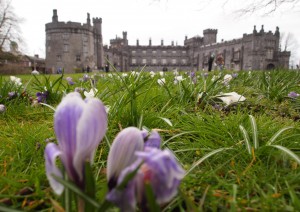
[[203, 29, 217, 45], [52, 9, 58, 22], [122, 31, 128, 46], [93, 17, 104, 68]]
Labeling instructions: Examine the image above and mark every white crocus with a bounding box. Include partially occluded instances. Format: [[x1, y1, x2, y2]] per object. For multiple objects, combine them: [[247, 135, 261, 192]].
[[159, 71, 164, 77], [223, 74, 233, 85], [10, 76, 22, 86], [216, 92, 246, 106], [84, 88, 98, 98], [157, 78, 166, 86], [149, 71, 155, 78]]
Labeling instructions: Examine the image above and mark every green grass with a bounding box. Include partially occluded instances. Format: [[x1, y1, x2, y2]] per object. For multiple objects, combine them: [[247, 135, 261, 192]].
[[1, 69, 300, 211]]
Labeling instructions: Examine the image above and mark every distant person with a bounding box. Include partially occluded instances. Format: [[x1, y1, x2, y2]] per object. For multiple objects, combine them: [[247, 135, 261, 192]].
[[216, 54, 224, 70], [163, 66, 168, 72], [87, 65, 90, 73], [208, 53, 215, 72], [105, 64, 109, 73]]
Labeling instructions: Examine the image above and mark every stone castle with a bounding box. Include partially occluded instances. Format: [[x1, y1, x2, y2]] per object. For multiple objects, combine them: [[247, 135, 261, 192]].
[[45, 10, 290, 73]]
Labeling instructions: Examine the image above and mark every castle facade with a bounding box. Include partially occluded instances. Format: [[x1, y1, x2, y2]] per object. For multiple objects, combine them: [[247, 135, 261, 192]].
[[45, 10, 290, 73]]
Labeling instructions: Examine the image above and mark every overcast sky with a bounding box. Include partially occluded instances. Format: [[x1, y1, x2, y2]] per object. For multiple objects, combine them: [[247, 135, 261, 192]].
[[11, 0, 300, 65]]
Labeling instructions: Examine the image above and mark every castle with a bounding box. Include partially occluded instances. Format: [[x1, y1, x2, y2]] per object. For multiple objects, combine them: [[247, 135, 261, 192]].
[[45, 10, 290, 73]]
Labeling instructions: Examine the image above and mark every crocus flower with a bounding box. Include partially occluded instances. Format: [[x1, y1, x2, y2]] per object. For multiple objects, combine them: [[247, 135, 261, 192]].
[[107, 127, 144, 190], [36, 91, 48, 103], [216, 92, 246, 106], [159, 71, 164, 77], [0, 104, 5, 113], [288, 91, 300, 99], [223, 74, 233, 85], [232, 73, 238, 78], [44, 92, 108, 195], [10, 76, 22, 86], [84, 88, 98, 98], [8, 91, 17, 98], [149, 71, 155, 78], [66, 77, 75, 85], [157, 78, 166, 86], [142, 130, 161, 149], [107, 148, 185, 211]]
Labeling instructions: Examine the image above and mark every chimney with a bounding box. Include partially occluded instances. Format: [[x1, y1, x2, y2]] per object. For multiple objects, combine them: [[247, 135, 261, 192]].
[[136, 39, 139, 46], [87, 13, 91, 25], [52, 9, 58, 22], [161, 39, 164, 46], [149, 38, 152, 46]]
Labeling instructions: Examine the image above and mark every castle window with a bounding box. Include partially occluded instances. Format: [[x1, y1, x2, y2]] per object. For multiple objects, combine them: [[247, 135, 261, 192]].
[[152, 59, 157, 64], [47, 46, 51, 53], [142, 50, 146, 54], [76, 55, 81, 62], [57, 55, 61, 61], [47, 35, 51, 41], [266, 49, 273, 59], [152, 50, 157, 54], [162, 51, 167, 54], [172, 59, 177, 64], [132, 58, 136, 64], [132, 51, 136, 54], [233, 51, 240, 61], [63, 44, 69, 52], [182, 51, 186, 54], [182, 59, 187, 64], [172, 51, 176, 54], [142, 59, 147, 64], [162, 59, 167, 64]]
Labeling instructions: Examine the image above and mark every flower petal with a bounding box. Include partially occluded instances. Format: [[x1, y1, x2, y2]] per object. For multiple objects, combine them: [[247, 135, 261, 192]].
[[73, 97, 108, 180], [107, 127, 144, 189], [45, 143, 64, 195], [54, 92, 85, 181]]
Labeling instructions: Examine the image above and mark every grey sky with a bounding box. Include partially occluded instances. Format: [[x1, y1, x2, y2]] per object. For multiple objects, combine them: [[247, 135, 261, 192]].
[[11, 0, 300, 65]]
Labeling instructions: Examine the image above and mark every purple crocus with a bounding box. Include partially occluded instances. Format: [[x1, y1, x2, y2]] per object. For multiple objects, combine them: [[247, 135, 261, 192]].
[[142, 130, 161, 149], [8, 91, 17, 98], [288, 91, 300, 99], [36, 91, 48, 103], [107, 127, 144, 190], [44, 92, 108, 195], [66, 77, 75, 85], [107, 148, 185, 211], [0, 104, 5, 113]]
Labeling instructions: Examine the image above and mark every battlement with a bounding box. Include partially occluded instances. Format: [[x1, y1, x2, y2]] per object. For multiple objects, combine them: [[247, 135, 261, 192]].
[[203, 29, 218, 34], [93, 17, 102, 24]]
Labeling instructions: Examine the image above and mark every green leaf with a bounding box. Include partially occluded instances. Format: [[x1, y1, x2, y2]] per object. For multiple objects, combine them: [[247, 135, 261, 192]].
[[267, 126, 294, 145], [268, 145, 300, 164], [285, 181, 300, 210], [84, 162, 96, 212], [159, 117, 173, 127], [52, 174, 101, 209], [0, 206, 23, 212], [185, 147, 233, 176], [239, 125, 252, 155], [249, 115, 258, 149], [144, 182, 161, 212]]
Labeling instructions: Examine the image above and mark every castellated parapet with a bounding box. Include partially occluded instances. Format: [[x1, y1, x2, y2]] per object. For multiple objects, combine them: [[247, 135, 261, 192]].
[[45, 10, 290, 72]]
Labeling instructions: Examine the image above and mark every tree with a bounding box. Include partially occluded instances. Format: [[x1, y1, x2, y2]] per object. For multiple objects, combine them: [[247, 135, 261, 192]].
[[0, 0, 22, 52], [280, 32, 299, 68], [225, 0, 300, 14]]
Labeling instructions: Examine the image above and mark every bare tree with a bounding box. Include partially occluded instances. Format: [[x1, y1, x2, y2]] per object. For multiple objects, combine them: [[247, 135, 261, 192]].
[[280, 32, 299, 67], [226, 0, 300, 15], [0, 0, 22, 52]]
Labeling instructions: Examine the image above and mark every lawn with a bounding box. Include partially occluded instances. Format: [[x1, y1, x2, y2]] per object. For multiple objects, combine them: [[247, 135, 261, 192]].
[[0, 69, 300, 211]]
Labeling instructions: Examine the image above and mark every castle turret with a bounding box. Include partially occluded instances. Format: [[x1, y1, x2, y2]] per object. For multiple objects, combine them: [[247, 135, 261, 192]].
[[260, 25, 264, 33], [275, 26, 280, 37], [52, 9, 58, 22], [161, 39, 164, 46], [87, 13, 91, 25], [253, 25, 257, 34], [93, 17, 102, 34], [137, 39, 139, 46], [203, 29, 217, 45], [149, 38, 152, 46], [122, 31, 128, 45]]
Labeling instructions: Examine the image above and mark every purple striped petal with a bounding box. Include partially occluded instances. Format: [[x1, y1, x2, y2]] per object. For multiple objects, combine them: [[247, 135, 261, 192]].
[[144, 130, 161, 149], [73, 97, 108, 180], [54, 92, 85, 182], [107, 127, 144, 189], [45, 143, 64, 195]]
